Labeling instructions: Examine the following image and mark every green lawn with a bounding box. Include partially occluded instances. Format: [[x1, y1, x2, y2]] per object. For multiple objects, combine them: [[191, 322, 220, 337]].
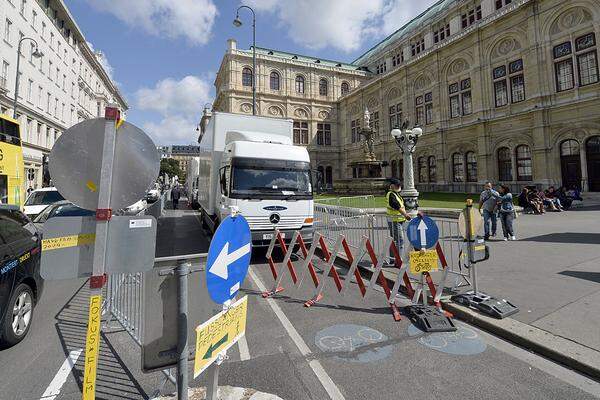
[[316, 192, 481, 209]]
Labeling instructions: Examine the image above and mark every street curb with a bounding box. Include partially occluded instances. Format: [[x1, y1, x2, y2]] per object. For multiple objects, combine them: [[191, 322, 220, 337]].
[[325, 249, 600, 381]]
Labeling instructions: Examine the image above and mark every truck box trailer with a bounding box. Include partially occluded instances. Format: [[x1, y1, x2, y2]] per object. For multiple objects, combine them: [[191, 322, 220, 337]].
[[198, 112, 314, 245]]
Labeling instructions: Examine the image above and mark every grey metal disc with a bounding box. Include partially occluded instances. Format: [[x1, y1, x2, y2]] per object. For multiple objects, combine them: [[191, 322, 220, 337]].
[[49, 118, 159, 211]]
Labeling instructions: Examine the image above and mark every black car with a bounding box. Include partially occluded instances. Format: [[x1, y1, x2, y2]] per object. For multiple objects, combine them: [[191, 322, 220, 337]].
[[0, 206, 43, 347]]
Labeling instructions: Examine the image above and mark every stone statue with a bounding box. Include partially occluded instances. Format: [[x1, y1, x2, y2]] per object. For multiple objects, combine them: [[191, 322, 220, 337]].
[[359, 107, 376, 162]]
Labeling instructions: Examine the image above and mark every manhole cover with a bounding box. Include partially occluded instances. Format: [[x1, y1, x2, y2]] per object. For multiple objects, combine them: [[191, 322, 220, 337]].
[[315, 324, 393, 363], [408, 323, 486, 355]]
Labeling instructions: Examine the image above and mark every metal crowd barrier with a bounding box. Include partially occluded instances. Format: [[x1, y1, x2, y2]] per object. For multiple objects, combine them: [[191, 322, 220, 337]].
[[314, 202, 471, 291]]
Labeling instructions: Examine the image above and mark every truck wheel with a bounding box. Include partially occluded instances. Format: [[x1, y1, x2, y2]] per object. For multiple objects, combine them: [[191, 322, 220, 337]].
[[1, 284, 34, 347]]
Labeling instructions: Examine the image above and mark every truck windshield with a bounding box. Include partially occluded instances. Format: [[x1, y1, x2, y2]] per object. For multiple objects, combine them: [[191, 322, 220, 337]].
[[231, 158, 312, 199]]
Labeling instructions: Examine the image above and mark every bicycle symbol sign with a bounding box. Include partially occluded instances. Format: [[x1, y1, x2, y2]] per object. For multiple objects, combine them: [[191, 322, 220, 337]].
[[314, 324, 393, 363]]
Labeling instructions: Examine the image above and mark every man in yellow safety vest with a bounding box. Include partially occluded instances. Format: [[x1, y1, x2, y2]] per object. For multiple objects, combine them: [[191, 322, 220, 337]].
[[386, 178, 412, 264]]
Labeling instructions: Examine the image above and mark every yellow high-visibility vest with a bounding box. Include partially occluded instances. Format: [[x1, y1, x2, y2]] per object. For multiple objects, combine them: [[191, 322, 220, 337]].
[[386, 191, 406, 222]]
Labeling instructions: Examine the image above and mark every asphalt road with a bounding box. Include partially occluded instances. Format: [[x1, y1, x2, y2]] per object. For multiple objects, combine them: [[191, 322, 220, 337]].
[[1, 208, 599, 399]]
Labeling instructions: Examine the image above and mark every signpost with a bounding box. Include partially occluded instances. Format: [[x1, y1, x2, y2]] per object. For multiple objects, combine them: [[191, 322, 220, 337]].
[[406, 215, 439, 250], [45, 107, 159, 400]]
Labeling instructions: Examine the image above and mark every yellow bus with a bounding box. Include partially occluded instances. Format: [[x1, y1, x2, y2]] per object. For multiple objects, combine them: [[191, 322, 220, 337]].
[[0, 114, 25, 207]]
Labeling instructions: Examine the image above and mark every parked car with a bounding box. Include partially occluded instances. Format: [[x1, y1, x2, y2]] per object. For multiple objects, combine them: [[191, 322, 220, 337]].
[[0, 205, 43, 347], [23, 187, 65, 219], [144, 189, 160, 203], [121, 199, 147, 215], [32, 201, 95, 231]]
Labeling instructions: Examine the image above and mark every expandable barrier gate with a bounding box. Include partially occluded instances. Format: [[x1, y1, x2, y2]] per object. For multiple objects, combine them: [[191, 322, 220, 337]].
[[263, 228, 453, 324]]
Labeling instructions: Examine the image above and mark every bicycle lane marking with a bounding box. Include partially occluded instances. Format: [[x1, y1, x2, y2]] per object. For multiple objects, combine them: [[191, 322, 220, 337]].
[[247, 267, 346, 400], [39, 348, 83, 400]]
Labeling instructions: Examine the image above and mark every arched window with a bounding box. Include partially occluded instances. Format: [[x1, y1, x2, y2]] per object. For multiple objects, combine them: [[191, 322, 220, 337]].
[[466, 151, 477, 182], [560, 139, 580, 156], [341, 81, 350, 95], [391, 160, 398, 178], [295, 75, 305, 93], [242, 67, 253, 87], [497, 147, 512, 181], [428, 156, 437, 182], [325, 166, 333, 186], [418, 157, 427, 183], [452, 153, 464, 182], [516, 144, 532, 181], [270, 71, 280, 90], [319, 78, 328, 96]]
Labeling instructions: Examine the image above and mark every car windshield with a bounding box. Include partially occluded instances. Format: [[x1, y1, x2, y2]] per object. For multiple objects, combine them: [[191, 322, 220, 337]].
[[33, 203, 93, 223], [25, 190, 65, 206], [232, 167, 312, 195]]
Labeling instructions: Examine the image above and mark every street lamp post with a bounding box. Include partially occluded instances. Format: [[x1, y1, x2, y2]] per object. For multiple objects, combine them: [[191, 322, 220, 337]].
[[13, 37, 44, 118], [391, 122, 423, 217], [233, 5, 256, 116]]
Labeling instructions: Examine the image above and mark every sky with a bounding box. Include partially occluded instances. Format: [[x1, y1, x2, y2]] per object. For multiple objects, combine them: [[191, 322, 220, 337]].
[[64, 0, 439, 145]]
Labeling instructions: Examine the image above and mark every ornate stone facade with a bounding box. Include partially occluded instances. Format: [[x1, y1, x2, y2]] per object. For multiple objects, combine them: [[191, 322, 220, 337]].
[[214, 0, 600, 193]]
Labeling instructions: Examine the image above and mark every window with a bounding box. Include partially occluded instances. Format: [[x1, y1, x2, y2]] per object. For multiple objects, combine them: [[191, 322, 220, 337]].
[[554, 33, 598, 91], [428, 156, 436, 182], [27, 79, 32, 102], [515, 144, 532, 181], [434, 24, 450, 44], [560, 139, 579, 156], [293, 121, 309, 145], [496, 0, 512, 9], [466, 151, 477, 182], [241, 67, 253, 87], [461, 5, 482, 29], [351, 118, 360, 143], [493, 59, 524, 106], [31, 10, 37, 29], [48, 60, 53, 80], [319, 79, 328, 96], [375, 61, 386, 75], [341, 81, 350, 95], [372, 111, 379, 136], [317, 123, 331, 146], [4, 19, 12, 42], [269, 71, 280, 90], [418, 157, 427, 183], [497, 147, 512, 181], [452, 153, 464, 182], [37, 85, 42, 108], [46, 92, 51, 112], [392, 51, 403, 67], [415, 93, 432, 126], [295, 75, 305, 93], [41, 22, 46, 38], [20, 0, 27, 16], [411, 38, 425, 56], [510, 75, 525, 103], [389, 103, 402, 129]]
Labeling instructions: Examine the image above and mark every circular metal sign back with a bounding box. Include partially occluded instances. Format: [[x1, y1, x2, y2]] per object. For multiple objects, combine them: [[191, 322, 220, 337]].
[[458, 207, 483, 239], [49, 118, 160, 211]]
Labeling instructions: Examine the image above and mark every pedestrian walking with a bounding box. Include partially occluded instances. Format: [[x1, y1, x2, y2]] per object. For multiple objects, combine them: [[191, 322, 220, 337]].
[[493, 185, 516, 241], [171, 185, 181, 210], [479, 181, 499, 240], [386, 178, 411, 264]]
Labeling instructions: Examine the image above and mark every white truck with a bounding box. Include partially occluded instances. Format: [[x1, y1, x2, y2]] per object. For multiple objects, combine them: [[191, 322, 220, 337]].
[[198, 112, 314, 246]]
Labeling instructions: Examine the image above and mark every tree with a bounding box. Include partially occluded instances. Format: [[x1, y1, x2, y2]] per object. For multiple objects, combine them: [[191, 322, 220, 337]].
[[160, 158, 183, 182]]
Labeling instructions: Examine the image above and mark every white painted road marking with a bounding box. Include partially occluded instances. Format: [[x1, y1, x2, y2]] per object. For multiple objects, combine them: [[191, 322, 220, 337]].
[[248, 268, 345, 400], [40, 348, 83, 400], [238, 334, 251, 361]]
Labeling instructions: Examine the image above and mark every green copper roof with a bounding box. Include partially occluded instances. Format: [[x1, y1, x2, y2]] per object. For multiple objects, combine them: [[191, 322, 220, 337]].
[[353, 0, 453, 66], [238, 46, 362, 72]]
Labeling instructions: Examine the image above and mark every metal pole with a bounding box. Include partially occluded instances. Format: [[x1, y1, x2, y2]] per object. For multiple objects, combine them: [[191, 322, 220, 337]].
[[465, 200, 478, 295], [176, 260, 190, 400], [252, 11, 257, 115], [12, 40, 23, 119], [206, 363, 220, 400]]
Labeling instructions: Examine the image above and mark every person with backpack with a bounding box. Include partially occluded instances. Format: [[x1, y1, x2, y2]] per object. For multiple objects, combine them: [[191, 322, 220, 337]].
[[492, 185, 516, 241], [478, 181, 499, 240]]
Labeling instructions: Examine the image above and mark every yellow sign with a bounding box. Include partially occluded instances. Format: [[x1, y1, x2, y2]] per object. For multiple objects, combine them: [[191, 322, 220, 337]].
[[194, 296, 248, 378], [409, 250, 439, 274], [42, 233, 96, 252], [82, 294, 102, 400]]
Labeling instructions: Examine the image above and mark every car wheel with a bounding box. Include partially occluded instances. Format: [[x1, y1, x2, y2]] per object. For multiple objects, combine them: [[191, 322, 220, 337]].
[[1, 284, 34, 347]]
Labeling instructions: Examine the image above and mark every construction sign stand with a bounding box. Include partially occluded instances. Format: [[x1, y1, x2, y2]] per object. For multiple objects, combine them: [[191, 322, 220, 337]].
[[403, 214, 456, 333], [452, 200, 519, 319]]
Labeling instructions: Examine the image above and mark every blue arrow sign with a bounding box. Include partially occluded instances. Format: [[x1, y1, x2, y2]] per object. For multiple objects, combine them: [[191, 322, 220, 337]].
[[206, 215, 252, 304], [406, 215, 439, 250]]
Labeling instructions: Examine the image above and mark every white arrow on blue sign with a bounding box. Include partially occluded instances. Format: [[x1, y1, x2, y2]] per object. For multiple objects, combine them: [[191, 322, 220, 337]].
[[206, 215, 252, 304], [406, 215, 439, 250]]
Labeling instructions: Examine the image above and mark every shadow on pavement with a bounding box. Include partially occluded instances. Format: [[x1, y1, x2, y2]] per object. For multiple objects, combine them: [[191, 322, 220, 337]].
[[558, 270, 600, 284], [520, 232, 600, 245], [54, 282, 148, 400]]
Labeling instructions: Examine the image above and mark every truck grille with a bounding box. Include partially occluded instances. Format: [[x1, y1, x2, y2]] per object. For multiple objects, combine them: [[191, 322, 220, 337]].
[[244, 216, 305, 230]]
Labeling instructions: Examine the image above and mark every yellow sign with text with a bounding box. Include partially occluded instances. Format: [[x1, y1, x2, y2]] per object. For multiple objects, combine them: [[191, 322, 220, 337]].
[[82, 294, 102, 400], [409, 250, 439, 274], [193, 296, 248, 378], [42, 233, 96, 252]]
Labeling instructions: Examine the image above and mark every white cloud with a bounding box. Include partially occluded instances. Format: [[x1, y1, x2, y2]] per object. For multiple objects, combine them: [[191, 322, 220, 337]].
[[85, 0, 218, 45], [135, 75, 212, 145], [242, 0, 439, 52]]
